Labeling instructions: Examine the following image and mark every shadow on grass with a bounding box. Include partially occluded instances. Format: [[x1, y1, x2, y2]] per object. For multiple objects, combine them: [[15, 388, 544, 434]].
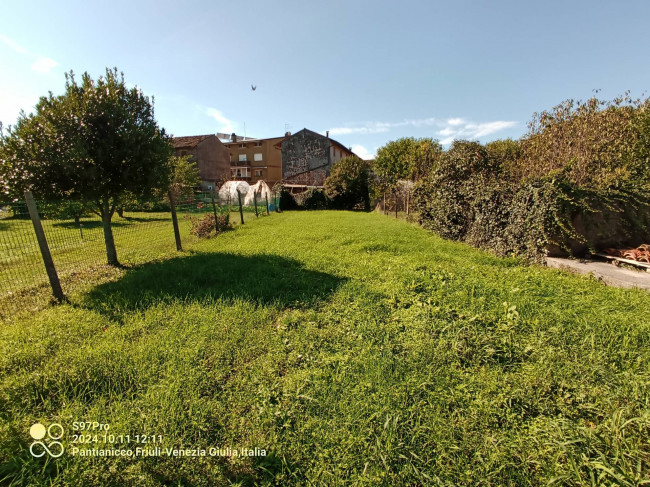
[[83, 251, 345, 315], [52, 217, 166, 230]]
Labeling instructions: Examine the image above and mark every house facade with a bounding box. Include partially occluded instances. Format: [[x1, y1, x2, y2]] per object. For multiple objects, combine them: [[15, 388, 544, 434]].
[[223, 135, 286, 187], [171, 134, 230, 190], [281, 128, 356, 189]]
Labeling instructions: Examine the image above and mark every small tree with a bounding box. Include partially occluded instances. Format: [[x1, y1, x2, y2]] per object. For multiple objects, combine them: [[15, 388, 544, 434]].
[[374, 138, 415, 191], [324, 156, 372, 210], [169, 155, 201, 199], [374, 137, 442, 190], [0, 68, 173, 265]]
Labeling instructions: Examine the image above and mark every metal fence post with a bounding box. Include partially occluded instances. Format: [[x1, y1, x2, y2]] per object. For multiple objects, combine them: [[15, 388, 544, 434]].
[[168, 191, 183, 251], [23, 190, 65, 302], [237, 189, 245, 225], [253, 192, 259, 217]]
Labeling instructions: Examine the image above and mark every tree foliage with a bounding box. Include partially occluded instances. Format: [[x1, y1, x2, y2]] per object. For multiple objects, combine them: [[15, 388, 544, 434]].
[[169, 155, 201, 199], [300, 188, 329, 210], [0, 68, 173, 265], [515, 93, 650, 191], [374, 137, 442, 190], [324, 156, 372, 210], [413, 94, 650, 260]]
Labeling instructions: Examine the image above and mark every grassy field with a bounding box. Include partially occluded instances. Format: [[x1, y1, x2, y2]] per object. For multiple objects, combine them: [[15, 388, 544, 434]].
[[0, 205, 265, 316], [1, 211, 649, 486]]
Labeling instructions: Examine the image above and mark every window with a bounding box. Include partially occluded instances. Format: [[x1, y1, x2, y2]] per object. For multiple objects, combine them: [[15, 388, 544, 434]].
[[239, 143, 246, 148], [239, 154, 247, 162], [254, 153, 263, 161], [231, 167, 250, 178], [254, 169, 263, 177], [254, 141, 262, 147]]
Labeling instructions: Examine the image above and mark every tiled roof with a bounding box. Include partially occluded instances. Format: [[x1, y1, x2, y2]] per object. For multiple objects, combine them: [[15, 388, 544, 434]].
[[171, 135, 214, 149]]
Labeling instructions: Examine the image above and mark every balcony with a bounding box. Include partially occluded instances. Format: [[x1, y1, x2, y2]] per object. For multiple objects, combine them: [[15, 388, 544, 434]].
[[231, 160, 251, 166]]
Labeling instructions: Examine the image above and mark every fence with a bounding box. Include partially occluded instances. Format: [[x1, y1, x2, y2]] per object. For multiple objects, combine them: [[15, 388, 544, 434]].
[[0, 190, 280, 304]]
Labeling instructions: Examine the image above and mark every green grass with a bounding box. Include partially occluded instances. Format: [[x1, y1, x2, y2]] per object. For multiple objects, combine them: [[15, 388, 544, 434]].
[[0, 206, 266, 317], [1, 211, 649, 486]]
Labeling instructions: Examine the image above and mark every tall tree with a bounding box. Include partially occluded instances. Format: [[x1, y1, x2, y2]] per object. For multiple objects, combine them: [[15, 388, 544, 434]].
[[0, 68, 173, 265]]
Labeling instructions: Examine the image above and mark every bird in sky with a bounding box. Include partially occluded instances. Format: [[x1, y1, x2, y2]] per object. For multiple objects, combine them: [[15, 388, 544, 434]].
[[251, 84, 257, 91]]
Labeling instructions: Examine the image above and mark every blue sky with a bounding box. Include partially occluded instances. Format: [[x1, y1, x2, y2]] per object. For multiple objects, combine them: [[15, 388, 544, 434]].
[[1, 0, 649, 159]]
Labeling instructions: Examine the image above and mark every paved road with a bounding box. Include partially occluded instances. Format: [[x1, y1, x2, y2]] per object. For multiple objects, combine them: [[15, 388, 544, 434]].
[[546, 257, 650, 291]]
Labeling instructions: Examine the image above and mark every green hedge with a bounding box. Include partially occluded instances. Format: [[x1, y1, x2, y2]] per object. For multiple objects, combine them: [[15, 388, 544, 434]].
[[413, 142, 650, 261]]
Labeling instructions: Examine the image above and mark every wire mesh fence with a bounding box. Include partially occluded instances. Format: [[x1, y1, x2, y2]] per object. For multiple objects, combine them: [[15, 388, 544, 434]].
[[0, 189, 280, 302]]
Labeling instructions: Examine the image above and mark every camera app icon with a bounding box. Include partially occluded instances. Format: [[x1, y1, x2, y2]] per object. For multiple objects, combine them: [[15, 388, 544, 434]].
[[29, 423, 64, 458]]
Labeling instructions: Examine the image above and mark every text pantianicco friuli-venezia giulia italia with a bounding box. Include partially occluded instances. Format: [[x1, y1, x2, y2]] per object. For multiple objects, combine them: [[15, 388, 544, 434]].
[[70, 446, 267, 457]]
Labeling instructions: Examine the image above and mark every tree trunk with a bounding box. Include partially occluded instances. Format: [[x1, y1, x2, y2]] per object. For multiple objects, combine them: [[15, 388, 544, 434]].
[[101, 204, 119, 266]]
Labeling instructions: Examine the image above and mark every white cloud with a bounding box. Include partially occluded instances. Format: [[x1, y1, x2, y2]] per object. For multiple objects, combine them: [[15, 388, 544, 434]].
[[0, 34, 28, 54], [327, 116, 517, 145], [438, 120, 517, 145], [328, 124, 390, 136], [351, 144, 376, 160], [205, 107, 236, 133], [0, 34, 59, 76], [327, 117, 438, 136], [447, 117, 465, 126], [30, 57, 58, 74]]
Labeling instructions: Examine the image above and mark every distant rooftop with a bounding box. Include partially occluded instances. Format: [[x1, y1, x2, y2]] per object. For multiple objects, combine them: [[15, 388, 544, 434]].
[[171, 134, 215, 149]]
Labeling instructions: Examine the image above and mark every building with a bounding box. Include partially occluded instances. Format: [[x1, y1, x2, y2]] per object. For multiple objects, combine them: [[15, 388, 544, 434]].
[[171, 134, 230, 190], [281, 128, 356, 189], [223, 134, 286, 187]]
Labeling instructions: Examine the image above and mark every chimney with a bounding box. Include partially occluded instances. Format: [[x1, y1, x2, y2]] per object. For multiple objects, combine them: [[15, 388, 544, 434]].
[[231, 132, 236, 142], [326, 130, 329, 138], [285, 131, 291, 137]]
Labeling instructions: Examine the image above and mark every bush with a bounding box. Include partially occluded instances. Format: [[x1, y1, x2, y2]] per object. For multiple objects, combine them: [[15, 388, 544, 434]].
[[324, 156, 371, 210], [300, 188, 329, 210], [38, 200, 90, 223], [187, 212, 231, 238], [123, 199, 171, 212], [515, 94, 650, 192], [413, 141, 497, 241], [413, 95, 650, 260], [272, 184, 299, 211]]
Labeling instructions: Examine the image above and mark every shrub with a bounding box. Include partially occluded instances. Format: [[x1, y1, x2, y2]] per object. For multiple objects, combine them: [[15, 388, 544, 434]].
[[39, 200, 89, 223], [515, 94, 650, 192], [413, 95, 650, 260], [413, 141, 498, 241], [324, 156, 371, 210], [187, 212, 231, 238], [272, 184, 299, 211], [300, 188, 329, 210]]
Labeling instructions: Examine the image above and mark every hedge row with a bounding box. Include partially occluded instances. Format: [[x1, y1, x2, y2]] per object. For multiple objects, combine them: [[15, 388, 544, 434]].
[[413, 140, 650, 261]]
